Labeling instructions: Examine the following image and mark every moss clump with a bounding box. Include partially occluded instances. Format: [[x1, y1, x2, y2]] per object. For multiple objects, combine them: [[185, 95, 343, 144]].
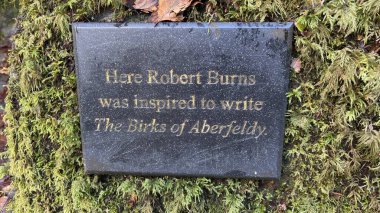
[[5, 0, 380, 212]]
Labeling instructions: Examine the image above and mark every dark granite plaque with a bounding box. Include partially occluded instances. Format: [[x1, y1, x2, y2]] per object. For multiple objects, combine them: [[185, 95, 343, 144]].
[[73, 22, 293, 179]]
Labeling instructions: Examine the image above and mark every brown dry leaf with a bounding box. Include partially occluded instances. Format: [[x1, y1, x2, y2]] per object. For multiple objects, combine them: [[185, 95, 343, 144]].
[[366, 39, 380, 54], [0, 134, 6, 152], [128, 193, 138, 206], [0, 116, 4, 129], [122, 0, 158, 13], [149, 0, 193, 22], [0, 67, 8, 75], [291, 58, 302, 73], [0, 196, 8, 209], [278, 203, 287, 211], [331, 191, 343, 198], [0, 87, 7, 101], [0, 176, 10, 190], [191, 1, 202, 6]]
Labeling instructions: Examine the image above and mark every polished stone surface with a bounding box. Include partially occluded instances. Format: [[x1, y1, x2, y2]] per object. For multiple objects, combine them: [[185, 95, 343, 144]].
[[73, 22, 293, 179]]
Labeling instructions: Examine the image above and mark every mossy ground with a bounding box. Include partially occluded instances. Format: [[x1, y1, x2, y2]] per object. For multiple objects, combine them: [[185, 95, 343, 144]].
[[4, 0, 380, 212]]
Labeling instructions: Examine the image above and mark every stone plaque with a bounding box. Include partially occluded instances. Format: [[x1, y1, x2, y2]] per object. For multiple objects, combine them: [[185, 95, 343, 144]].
[[73, 22, 293, 179]]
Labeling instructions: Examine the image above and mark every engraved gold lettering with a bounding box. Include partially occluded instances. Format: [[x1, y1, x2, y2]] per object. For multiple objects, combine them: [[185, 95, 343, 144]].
[[134, 95, 196, 112], [127, 119, 166, 133], [105, 69, 143, 84], [147, 69, 202, 85], [220, 97, 264, 111], [207, 70, 256, 86], [94, 118, 122, 132], [105, 69, 118, 83], [98, 98, 128, 108]]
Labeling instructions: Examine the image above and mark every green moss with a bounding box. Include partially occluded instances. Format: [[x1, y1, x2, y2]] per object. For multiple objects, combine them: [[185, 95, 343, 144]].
[[4, 0, 380, 212]]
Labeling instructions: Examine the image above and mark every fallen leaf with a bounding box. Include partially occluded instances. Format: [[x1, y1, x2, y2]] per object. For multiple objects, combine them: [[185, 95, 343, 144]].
[[0, 87, 7, 101], [0, 67, 8, 75], [331, 191, 343, 198], [122, 0, 158, 13], [128, 193, 138, 206], [278, 203, 287, 211], [149, 0, 193, 22], [365, 39, 380, 54], [0, 196, 8, 210], [0, 176, 11, 189], [191, 1, 202, 6], [0, 134, 6, 152], [291, 58, 302, 73]]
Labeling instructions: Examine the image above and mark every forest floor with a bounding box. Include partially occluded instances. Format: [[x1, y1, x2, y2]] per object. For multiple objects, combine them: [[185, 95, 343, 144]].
[[0, 6, 16, 211]]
